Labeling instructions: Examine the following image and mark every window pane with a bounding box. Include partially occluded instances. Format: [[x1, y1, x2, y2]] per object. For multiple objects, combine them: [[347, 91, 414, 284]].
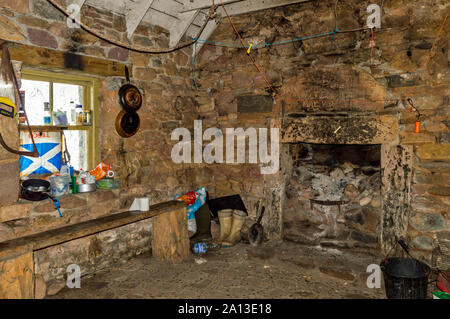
[[53, 83, 84, 125], [64, 130, 88, 171], [21, 79, 49, 125]]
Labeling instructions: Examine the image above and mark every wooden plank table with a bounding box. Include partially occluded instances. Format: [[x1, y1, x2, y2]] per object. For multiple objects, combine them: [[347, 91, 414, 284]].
[[0, 200, 187, 298]]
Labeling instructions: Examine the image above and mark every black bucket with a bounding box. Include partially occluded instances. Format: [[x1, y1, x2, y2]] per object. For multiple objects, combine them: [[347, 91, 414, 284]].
[[380, 257, 430, 299]]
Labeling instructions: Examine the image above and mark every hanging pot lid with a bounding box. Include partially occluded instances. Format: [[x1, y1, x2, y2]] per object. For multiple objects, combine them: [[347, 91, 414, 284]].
[[118, 66, 142, 112], [115, 110, 140, 138]]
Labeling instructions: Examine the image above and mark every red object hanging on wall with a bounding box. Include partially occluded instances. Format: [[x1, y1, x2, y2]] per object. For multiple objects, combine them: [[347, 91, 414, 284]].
[[415, 121, 421, 133]]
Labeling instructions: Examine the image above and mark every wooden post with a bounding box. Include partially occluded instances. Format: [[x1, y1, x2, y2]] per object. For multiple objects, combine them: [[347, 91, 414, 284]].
[[152, 205, 191, 263], [0, 251, 34, 299]]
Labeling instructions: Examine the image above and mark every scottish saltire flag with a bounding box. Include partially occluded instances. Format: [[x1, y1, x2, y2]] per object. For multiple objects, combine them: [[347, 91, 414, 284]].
[[19, 131, 62, 177]]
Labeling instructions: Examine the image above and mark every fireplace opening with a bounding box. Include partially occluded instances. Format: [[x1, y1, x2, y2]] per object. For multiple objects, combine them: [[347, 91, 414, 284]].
[[283, 143, 382, 249]]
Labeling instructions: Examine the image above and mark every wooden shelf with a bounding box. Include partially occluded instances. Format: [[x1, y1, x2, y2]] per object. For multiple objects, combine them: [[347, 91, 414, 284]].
[[0, 200, 186, 261], [19, 125, 91, 131]]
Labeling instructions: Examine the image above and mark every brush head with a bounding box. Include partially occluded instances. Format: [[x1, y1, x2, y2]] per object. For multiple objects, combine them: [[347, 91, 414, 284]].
[[248, 223, 263, 247]]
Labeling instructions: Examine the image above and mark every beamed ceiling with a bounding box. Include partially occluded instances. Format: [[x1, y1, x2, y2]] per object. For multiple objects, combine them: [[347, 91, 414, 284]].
[[72, 0, 311, 55]]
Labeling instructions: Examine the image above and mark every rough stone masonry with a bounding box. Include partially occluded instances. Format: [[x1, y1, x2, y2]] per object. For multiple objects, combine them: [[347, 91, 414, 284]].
[[0, 0, 448, 296]]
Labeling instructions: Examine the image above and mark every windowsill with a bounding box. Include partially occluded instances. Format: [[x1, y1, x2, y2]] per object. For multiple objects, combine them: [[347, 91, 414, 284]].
[[2, 187, 123, 243], [19, 125, 92, 131], [17, 187, 120, 205]]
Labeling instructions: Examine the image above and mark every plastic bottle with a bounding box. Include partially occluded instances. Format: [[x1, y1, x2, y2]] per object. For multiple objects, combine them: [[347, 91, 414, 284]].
[[71, 175, 77, 194], [43, 102, 51, 125], [70, 100, 76, 125], [193, 242, 208, 255], [18, 90, 26, 125], [78, 169, 89, 184], [18, 108, 26, 125], [75, 104, 83, 125]]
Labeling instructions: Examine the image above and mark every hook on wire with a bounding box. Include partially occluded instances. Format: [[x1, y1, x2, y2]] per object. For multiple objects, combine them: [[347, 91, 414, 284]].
[[407, 98, 421, 119]]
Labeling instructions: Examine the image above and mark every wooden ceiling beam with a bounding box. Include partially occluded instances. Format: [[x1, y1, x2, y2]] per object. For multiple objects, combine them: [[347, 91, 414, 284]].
[[181, 0, 244, 12], [72, 0, 87, 9], [192, 19, 219, 57], [152, 0, 184, 17], [126, 0, 155, 39], [144, 8, 180, 31], [169, 10, 200, 47], [216, 0, 311, 16]]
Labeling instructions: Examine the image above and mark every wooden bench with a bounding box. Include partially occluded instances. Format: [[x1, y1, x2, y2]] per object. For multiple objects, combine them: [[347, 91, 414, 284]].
[[0, 200, 189, 299]]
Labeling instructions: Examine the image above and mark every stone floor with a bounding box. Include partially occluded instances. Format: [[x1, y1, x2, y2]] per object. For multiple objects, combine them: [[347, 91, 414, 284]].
[[48, 241, 391, 299]]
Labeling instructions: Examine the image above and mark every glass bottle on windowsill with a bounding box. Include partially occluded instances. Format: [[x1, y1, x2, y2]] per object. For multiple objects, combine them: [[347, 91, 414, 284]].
[[75, 104, 83, 126], [70, 100, 76, 125], [43, 102, 51, 125], [82, 110, 92, 126]]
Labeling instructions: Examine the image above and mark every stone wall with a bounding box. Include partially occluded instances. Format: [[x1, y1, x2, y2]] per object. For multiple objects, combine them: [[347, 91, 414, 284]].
[[0, 0, 448, 293], [0, 0, 201, 292], [194, 0, 449, 260]]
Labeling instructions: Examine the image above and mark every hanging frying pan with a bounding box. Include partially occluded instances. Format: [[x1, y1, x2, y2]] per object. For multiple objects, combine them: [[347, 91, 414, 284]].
[[115, 110, 140, 138], [118, 66, 142, 112]]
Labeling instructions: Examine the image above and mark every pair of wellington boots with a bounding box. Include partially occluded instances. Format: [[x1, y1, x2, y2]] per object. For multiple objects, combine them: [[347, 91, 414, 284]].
[[190, 204, 212, 244], [215, 209, 246, 247]]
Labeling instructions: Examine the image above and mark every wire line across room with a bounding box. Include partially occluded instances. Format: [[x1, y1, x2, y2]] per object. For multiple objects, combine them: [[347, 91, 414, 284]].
[[43, 0, 449, 107]]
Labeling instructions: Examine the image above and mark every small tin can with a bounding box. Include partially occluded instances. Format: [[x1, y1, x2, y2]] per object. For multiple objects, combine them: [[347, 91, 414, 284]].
[[82, 110, 92, 126], [193, 242, 208, 255]]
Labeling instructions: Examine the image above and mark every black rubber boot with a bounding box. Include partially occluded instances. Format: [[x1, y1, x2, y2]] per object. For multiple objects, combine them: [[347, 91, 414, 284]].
[[190, 204, 212, 244]]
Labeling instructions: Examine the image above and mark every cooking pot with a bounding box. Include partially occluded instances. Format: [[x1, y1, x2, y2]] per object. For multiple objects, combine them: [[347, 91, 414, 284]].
[[118, 66, 142, 112], [21, 179, 63, 217], [77, 183, 96, 193], [115, 110, 140, 138]]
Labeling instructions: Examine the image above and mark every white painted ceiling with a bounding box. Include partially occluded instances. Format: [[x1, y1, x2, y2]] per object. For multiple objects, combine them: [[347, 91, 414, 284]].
[[77, 0, 310, 55]]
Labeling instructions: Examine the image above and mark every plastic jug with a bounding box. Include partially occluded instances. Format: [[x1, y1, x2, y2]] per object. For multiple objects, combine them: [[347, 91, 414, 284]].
[[50, 175, 71, 197]]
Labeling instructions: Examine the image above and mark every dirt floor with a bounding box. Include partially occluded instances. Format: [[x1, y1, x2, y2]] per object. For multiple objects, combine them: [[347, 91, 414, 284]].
[[48, 241, 392, 299]]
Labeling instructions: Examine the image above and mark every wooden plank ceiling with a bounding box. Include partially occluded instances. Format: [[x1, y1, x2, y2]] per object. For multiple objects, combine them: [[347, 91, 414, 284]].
[[79, 0, 310, 55]]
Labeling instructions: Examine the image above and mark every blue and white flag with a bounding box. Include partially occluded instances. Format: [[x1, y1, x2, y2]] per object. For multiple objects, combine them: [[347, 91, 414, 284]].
[[19, 131, 62, 177]]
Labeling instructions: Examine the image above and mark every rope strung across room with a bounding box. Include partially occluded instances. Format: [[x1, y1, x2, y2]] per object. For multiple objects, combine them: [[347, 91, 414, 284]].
[[191, 28, 350, 90], [45, 0, 217, 54], [192, 0, 380, 92], [193, 3, 450, 106], [219, 0, 278, 95], [44, 0, 449, 106]]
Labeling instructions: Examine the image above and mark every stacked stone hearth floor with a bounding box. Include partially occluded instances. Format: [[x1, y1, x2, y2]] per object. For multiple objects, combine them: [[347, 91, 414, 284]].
[[48, 241, 389, 299]]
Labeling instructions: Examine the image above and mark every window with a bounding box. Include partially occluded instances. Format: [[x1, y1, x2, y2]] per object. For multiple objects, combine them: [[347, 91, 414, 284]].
[[19, 69, 99, 176]]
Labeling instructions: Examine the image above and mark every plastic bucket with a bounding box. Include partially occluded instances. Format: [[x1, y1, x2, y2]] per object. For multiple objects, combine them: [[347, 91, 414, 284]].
[[380, 257, 430, 299]]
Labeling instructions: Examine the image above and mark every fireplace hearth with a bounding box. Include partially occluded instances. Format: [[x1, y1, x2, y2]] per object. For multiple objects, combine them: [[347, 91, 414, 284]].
[[275, 113, 412, 254], [283, 143, 382, 249]]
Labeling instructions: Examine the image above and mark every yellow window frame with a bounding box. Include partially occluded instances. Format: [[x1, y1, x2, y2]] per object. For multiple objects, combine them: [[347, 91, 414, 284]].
[[19, 68, 100, 171]]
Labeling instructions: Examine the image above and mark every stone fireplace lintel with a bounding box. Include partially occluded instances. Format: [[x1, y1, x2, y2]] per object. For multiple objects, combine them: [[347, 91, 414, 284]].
[[282, 113, 399, 145]]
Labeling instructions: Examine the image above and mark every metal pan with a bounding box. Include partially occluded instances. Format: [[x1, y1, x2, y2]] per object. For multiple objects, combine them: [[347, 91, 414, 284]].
[[77, 183, 96, 193], [118, 66, 142, 112], [21, 179, 63, 217], [21, 179, 52, 202], [115, 110, 140, 138]]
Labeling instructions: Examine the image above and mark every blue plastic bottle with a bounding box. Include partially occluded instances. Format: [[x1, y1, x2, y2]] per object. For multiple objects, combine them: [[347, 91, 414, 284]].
[[43, 102, 51, 125]]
